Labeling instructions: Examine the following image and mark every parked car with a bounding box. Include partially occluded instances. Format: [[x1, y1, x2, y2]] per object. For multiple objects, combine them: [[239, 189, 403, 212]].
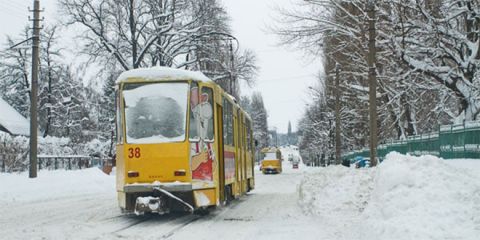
[[354, 156, 370, 168]]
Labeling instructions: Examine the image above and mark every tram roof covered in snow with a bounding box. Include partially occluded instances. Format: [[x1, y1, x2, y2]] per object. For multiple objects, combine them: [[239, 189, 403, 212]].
[[116, 67, 212, 84], [0, 97, 30, 136]]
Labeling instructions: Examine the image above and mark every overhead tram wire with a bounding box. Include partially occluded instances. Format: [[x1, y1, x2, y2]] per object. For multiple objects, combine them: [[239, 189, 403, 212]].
[[1, 0, 29, 8], [260, 74, 316, 83], [0, 9, 25, 20], [0, 2, 29, 20], [1, 0, 29, 14], [0, 5, 28, 18]]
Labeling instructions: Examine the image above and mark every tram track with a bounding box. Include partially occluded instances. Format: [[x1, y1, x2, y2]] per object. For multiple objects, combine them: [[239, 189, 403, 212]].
[[111, 217, 151, 233], [160, 215, 201, 239], [108, 212, 204, 239]]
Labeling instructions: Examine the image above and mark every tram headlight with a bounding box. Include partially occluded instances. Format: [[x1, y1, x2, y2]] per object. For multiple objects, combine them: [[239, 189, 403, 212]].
[[128, 171, 139, 178], [174, 169, 186, 176]]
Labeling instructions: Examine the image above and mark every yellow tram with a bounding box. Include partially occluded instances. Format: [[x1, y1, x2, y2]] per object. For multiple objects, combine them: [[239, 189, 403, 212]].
[[260, 147, 282, 174], [115, 67, 255, 214]]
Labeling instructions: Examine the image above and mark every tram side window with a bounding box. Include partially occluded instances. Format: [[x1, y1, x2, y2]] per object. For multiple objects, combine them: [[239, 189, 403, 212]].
[[246, 119, 252, 150], [116, 89, 123, 143], [223, 98, 234, 146], [222, 97, 229, 145], [202, 87, 214, 141], [239, 115, 243, 148]]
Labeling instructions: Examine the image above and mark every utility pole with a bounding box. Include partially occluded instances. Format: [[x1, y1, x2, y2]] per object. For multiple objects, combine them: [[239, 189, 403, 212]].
[[229, 39, 234, 95], [367, 0, 378, 167], [334, 63, 341, 165], [29, 0, 42, 178], [273, 127, 278, 147]]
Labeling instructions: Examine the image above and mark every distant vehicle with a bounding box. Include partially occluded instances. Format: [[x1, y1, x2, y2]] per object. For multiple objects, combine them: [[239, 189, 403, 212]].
[[292, 162, 299, 169], [341, 158, 350, 167], [354, 156, 370, 168], [261, 147, 282, 174]]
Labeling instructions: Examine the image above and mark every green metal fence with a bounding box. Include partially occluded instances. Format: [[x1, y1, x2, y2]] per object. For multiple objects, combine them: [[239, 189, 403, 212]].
[[343, 121, 480, 161]]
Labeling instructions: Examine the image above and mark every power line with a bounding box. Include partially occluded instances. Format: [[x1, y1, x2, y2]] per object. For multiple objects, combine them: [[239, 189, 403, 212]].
[[261, 74, 316, 82], [1, 0, 29, 13], [0, 1, 29, 18], [0, 9, 25, 20], [0, 6, 28, 18], [0, 0, 29, 8]]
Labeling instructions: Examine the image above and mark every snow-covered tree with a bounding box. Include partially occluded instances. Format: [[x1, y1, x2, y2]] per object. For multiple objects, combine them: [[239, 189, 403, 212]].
[[0, 27, 32, 118], [249, 92, 269, 150], [58, 0, 258, 137], [287, 121, 292, 145], [273, 0, 479, 153], [391, 0, 480, 122], [58, 0, 257, 96]]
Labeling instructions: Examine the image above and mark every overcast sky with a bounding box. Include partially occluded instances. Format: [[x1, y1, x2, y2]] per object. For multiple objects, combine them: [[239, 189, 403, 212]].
[[223, 0, 321, 133], [0, 0, 321, 134]]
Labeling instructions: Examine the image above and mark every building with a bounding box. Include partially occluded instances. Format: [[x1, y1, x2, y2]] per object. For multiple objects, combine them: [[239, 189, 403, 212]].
[[0, 97, 29, 136]]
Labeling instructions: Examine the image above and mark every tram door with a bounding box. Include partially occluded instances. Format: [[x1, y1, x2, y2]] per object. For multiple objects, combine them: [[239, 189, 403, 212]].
[[216, 104, 225, 203]]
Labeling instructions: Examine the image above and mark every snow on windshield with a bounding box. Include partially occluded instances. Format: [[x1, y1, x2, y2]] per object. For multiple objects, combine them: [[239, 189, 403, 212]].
[[123, 82, 188, 144]]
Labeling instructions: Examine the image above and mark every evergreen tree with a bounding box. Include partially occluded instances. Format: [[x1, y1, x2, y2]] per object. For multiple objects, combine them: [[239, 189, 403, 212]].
[[287, 121, 292, 145]]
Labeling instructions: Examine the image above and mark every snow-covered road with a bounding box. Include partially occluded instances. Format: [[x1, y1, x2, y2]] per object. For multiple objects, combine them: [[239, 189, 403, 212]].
[[0, 166, 335, 240], [168, 168, 331, 240], [2, 154, 479, 240]]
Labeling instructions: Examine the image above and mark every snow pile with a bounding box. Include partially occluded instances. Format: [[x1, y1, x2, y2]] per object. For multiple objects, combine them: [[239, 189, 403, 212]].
[[299, 152, 480, 240], [0, 168, 115, 204], [361, 152, 480, 240], [298, 165, 373, 219]]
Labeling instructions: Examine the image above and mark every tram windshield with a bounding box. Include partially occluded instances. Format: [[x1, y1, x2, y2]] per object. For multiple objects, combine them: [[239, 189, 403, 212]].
[[122, 82, 188, 144]]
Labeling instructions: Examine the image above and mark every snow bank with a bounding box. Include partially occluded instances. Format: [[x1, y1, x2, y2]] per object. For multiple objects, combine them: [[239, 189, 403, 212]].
[[298, 165, 373, 219], [299, 152, 480, 240], [362, 152, 480, 240], [0, 168, 115, 204]]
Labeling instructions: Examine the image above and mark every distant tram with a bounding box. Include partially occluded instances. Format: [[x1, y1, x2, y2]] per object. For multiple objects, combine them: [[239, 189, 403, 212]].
[[115, 67, 255, 214], [260, 147, 282, 174]]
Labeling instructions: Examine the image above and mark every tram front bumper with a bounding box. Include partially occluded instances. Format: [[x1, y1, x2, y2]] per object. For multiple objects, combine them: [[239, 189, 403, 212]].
[[134, 196, 166, 215], [123, 182, 195, 215]]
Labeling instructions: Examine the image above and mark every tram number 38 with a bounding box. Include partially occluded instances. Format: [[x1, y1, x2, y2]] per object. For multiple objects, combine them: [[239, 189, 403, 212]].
[[128, 147, 141, 158]]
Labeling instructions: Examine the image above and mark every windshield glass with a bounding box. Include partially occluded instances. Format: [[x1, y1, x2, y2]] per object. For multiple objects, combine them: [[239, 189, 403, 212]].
[[122, 82, 188, 144]]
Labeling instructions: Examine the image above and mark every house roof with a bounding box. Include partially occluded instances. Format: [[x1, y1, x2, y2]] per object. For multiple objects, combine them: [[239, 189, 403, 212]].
[[0, 97, 30, 136]]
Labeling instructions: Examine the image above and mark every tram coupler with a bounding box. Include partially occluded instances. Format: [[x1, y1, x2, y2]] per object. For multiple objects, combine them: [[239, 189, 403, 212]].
[[134, 196, 168, 215], [153, 187, 194, 213]]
